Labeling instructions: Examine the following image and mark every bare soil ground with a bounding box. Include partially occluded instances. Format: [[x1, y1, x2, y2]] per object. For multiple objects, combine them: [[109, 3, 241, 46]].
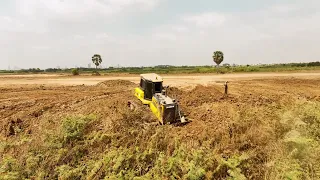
[[1, 73, 320, 179], [1, 73, 319, 142], [1, 72, 320, 87]]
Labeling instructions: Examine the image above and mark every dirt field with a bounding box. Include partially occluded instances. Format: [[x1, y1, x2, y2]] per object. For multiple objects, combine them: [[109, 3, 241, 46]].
[[1, 73, 319, 137], [1, 72, 320, 87], [1, 72, 320, 179]]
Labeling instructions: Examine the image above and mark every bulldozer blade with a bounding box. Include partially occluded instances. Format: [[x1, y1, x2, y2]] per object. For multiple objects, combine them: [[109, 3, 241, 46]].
[[180, 116, 187, 123], [171, 116, 190, 127]]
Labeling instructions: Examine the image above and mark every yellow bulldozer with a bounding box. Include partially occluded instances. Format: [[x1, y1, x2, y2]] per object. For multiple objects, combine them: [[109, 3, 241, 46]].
[[132, 73, 187, 125]]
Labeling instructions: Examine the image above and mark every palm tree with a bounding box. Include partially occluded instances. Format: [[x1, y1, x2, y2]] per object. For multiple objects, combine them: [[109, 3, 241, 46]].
[[212, 51, 224, 72], [92, 54, 102, 69]]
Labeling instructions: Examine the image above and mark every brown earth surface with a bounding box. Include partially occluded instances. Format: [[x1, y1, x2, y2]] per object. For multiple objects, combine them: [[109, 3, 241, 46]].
[[1, 74, 319, 140], [1, 72, 320, 87], [1, 73, 320, 179]]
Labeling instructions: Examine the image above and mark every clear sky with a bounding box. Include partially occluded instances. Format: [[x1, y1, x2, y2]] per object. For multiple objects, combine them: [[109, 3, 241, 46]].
[[0, 0, 319, 69]]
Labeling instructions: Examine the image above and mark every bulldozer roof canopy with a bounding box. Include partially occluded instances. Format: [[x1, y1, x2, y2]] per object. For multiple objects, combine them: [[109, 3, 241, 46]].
[[140, 73, 163, 82]]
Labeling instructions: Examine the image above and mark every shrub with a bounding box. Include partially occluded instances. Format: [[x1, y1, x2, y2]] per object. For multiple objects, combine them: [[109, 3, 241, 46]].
[[214, 154, 249, 180], [56, 165, 84, 180], [71, 68, 80, 76], [0, 156, 22, 180], [61, 114, 96, 144]]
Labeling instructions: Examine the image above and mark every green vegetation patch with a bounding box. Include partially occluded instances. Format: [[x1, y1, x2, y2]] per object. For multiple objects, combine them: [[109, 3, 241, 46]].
[[1, 61, 319, 75]]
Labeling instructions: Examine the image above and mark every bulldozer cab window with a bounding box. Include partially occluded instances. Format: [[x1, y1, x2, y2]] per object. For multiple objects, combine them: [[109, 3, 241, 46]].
[[144, 81, 153, 100], [154, 82, 162, 93], [140, 79, 145, 90]]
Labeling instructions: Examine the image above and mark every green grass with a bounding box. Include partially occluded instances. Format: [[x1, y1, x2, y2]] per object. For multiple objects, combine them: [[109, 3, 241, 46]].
[[1, 62, 320, 75]]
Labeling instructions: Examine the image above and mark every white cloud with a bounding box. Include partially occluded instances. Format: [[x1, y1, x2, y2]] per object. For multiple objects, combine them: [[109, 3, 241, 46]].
[[1, 0, 320, 69], [183, 12, 227, 28], [96, 33, 110, 39], [5, 0, 162, 39], [11, 0, 161, 34], [107, 0, 159, 9], [271, 4, 297, 13], [0, 16, 25, 32], [140, 2, 320, 66], [73, 34, 85, 40], [31, 46, 51, 50], [15, 0, 159, 18], [152, 32, 177, 41], [172, 25, 189, 33]]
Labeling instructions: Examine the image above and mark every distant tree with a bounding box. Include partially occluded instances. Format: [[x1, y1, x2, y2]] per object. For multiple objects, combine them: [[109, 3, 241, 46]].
[[91, 54, 102, 69], [213, 51, 224, 69]]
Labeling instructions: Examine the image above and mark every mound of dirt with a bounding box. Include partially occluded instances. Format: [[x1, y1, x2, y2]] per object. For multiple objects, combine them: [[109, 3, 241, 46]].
[[181, 85, 224, 106], [166, 87, 184, 97], [96, 80, 136, 87]]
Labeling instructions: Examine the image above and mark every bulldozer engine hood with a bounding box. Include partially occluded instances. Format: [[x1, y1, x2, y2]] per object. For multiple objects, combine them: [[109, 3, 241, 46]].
[[154, 93, 177, 106]]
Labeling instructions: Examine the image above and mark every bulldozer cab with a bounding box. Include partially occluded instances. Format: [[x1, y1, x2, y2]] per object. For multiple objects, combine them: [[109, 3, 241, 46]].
[[139, 73, 163, 100]]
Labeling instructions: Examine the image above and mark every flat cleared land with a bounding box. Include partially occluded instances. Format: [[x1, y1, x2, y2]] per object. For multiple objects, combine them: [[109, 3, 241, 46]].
[[1, 72, 320, 179], [1, 72, 320, 87]]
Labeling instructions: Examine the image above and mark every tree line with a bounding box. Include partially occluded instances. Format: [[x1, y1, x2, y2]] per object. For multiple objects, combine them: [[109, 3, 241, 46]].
[[1, 51, 319, 74]]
